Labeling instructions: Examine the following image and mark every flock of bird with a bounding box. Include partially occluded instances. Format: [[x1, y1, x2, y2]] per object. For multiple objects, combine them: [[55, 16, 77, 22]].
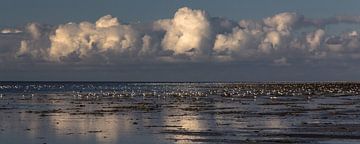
[[1, 82, 360, 100]]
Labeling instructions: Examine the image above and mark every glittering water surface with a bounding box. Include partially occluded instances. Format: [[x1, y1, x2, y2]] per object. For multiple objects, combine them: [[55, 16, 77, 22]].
[[1, 82, 360, 144]]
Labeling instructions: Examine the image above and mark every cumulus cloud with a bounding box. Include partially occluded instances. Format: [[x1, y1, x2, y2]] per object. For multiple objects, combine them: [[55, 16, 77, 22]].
[[306, 29, 325, 52], [1, 7, 360, 67], [157, 7, 211, 57], [213, 27, 257, 60], [263, 12, 299, 35], [15, 23, 51, 60], [47, 15, 141, 62]]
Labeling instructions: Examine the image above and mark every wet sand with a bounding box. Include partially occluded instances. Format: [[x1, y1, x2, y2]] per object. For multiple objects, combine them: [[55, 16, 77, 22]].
[[1, 82, 360, 143]]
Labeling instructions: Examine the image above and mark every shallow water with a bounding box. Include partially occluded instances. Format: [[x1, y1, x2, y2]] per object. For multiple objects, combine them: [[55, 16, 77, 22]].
[[1, 82, 360, 143]]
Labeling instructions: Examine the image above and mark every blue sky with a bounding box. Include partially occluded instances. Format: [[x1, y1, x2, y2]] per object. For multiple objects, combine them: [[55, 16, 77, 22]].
[[2, 0, 360, 26], [2, 0, 360, 81]]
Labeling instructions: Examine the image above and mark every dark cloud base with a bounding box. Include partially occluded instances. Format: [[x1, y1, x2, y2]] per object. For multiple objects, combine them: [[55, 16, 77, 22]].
[[1, 62, 358, 81], [1, 7, 360, 81]]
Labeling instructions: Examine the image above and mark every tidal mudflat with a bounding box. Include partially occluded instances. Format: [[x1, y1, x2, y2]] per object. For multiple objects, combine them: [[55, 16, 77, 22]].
[[1, 82, 360, 143]]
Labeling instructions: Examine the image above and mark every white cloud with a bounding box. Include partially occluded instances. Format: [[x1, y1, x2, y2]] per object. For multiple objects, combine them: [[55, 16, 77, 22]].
[[0, 7, 359, 67], [213, 27, 256, 60], [95, 15, 120, 28], [1, 28, 22, 34], [48, 15, 139, 61], [157, 7, 212, 57], [27, 23, 42, 39], [306, 29, 325, 52], [263, 12, 299, 35]]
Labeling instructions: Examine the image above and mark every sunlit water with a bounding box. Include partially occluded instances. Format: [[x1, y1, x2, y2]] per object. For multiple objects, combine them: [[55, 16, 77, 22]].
[[1, 82, 360, 143]]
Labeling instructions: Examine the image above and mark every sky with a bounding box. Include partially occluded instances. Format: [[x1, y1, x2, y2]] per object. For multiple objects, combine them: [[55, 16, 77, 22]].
[[2, 0, 360, 81]]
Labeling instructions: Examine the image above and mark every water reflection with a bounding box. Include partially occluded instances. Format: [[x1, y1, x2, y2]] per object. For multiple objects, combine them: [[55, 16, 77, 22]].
[[49, 114, 122, 143], [2, 82, 360, 143]]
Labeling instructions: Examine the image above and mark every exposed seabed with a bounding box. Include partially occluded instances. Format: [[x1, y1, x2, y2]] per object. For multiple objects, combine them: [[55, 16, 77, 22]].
[[1, 82, 360, 143]]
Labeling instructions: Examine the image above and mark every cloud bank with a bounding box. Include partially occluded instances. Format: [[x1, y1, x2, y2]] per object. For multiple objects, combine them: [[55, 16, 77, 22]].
[[2, 7, 360, 67]]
